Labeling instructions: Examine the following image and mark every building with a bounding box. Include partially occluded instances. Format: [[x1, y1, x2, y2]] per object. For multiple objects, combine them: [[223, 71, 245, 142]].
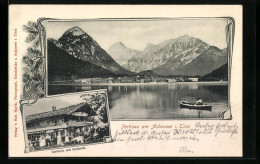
[[25, 103, 95, 150], [107, 77, 114, 83], [167, 78, 176, 83], [91, 78, 107, 83], [176, 77, 184, 82], [74, 78, 92, 83], [155, 77, 167, 83], [83, 78, 92, 83], [120, 78, 134, 83], [74, 79, 82, 83], [188, 78, 199, 82], [140, 78, 152, 83]]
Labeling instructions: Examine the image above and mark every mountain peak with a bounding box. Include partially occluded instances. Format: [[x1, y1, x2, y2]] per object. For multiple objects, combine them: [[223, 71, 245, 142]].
[[116, 42, 126, 47], [207, 46, 221, 51], [176, 35, 193, 41], [180, 34, 191, 37], [64, 26, 86, 36], [109, 42, 126, 49], [205, 46, 224, 56]]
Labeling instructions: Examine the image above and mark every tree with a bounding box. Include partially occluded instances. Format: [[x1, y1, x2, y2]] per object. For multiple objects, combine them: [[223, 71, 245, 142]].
[[22, 21, 44, 100], [23, 21, 40, 48], [21, 21, 45, 152]]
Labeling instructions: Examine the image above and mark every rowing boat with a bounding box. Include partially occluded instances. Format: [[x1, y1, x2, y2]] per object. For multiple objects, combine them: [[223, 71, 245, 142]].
[[179, 101, 212, 111]]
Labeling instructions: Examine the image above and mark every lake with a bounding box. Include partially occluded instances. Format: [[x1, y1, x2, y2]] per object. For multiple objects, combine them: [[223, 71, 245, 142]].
[[48, 82, 228, 120]]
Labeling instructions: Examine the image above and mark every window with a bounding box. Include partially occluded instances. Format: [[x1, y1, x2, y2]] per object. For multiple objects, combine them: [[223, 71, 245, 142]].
[[49, 132, 56, 139], [28, 133, 45, 141], [27, 123, 32, 128], [51, 119, 57, 125], [32, 122, 40, 127]]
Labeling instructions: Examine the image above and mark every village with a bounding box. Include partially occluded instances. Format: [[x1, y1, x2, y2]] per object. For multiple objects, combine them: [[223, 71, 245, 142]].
[[50, 76, 199, 84]]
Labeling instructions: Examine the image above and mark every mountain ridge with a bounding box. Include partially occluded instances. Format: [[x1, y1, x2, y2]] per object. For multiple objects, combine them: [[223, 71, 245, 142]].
[[199, 63, 228, 81], [47, 40, 116, 82], [127, 35, 212, 74], [48, 27, 227, 78], [152, 45, 227, 76], [49, 26, 132, 75]]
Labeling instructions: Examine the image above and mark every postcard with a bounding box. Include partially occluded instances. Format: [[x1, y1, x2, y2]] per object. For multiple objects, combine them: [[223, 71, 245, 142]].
[[9, 5, 242, 157]]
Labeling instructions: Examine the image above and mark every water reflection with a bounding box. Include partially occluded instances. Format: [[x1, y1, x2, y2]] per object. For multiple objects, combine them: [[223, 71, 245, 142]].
[[189, 83, 198, 90], [48, 83, 228, 119], [168, 84, 176, 90]]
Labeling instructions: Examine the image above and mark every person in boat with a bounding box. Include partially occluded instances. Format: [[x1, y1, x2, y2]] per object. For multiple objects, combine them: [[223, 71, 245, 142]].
[[195, 98, 203, 105]]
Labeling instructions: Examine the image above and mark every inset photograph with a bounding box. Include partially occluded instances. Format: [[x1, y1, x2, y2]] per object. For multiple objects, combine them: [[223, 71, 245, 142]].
[[22, 89, 111, 152]]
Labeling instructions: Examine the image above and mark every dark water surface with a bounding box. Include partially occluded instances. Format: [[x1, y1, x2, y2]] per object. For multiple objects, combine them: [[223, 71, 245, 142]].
[[48, 82, 228, 119]]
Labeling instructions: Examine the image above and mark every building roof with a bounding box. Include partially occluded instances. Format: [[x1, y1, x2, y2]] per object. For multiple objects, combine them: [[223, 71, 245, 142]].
[[25, 102, 87, 122]]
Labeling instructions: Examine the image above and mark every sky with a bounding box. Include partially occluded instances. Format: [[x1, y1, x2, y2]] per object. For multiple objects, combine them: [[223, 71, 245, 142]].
[[46, 19, 228, 51], [24, 90, 107, 116]]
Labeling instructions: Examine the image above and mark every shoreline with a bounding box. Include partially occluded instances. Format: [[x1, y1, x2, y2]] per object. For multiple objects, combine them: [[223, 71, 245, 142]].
[[48, 81, 228, 86]]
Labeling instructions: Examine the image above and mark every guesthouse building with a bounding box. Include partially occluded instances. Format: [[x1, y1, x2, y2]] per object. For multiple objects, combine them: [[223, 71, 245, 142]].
[[25, 102, 95, 150]]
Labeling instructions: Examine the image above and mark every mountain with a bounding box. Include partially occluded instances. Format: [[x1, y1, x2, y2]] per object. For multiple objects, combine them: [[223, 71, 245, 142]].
[[107, 42, 142, 69], [128, 35, 210, 73], [127, 35, 227, 76], [222, 48, 228, 55], [49, 26, 132, 75], [48, 28, 228, 78], [199, 63, 228, 81], [48, 40, 115, 82], [153, 46, 228, 76]]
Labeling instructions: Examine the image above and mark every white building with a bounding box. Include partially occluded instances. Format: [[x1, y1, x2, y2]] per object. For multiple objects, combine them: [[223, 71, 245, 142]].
[[188, 78, 199, 82], [167, 78, 176, 83]]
